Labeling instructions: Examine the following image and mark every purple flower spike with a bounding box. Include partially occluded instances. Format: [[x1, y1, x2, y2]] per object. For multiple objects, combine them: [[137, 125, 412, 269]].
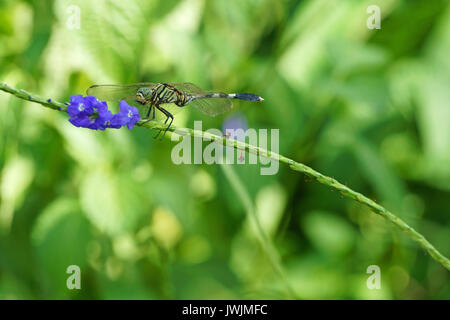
[[67, 95, 140, 131]]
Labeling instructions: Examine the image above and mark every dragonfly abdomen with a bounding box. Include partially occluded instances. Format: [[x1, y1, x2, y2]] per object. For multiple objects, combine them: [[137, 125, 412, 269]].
[[233, 93, 264, 102]]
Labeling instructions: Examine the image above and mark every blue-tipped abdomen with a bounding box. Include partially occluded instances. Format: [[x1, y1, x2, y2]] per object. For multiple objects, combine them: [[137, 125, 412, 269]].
[[234, 93, 264, 102]]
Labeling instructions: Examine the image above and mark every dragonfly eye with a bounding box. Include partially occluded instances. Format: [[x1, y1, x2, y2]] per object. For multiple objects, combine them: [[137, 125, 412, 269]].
[[137, 88, 152, 104], [136, 92, 145, 103]]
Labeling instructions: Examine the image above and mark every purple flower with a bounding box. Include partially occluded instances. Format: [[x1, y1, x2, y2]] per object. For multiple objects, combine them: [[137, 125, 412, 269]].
[[111, 100, 141, 129], [69, 114, 95, 128], [85, 96, 108, 112], [67, 95, 94, 117], [95, 108, 121, 130]]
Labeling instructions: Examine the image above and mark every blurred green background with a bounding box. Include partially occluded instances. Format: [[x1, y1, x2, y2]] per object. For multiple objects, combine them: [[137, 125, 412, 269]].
[[0, 0, 449, 299]]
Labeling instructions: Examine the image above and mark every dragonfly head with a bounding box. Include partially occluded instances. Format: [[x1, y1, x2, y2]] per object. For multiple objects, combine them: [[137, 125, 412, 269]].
[[136, 88, 152, 104]]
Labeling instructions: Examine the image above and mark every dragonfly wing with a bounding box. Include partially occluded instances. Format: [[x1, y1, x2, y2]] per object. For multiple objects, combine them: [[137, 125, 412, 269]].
[[189, 98, 233, 117], [86, 83, 158, 101], [168, 82, 233, 117], [167, 82, 205, 95]]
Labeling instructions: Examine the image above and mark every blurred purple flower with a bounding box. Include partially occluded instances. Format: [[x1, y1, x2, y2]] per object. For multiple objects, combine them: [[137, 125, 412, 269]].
[[222, 112, 248, 135], [222, 112, 248, 163]]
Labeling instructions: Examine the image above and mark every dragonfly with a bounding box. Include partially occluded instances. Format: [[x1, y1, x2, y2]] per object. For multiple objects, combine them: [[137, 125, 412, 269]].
[[86, 82, 264, 138]]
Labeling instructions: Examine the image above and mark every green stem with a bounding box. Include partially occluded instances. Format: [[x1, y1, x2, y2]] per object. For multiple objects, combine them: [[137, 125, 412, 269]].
[[220, 164, 296, 299], [0, 83, 66, 111], [1, 82, 449, 271]]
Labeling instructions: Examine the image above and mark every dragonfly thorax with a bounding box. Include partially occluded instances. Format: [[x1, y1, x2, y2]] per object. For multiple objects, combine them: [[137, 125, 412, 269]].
[[136, 87, 152, 104]]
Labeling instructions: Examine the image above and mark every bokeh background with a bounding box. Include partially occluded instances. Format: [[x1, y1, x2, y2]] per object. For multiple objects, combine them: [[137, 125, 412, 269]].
[[0, 0, 449, 299]]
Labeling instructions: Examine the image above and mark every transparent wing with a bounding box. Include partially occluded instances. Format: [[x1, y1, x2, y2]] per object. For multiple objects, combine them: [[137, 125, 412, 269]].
[[86, 83, 158, 101], [167, 82, 206, 95], [189, 97, 233, 117], [168, 82, 233, 117]]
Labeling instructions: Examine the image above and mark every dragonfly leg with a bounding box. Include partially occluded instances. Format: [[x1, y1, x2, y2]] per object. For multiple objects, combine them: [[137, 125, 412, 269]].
[[153, 105, 173, 140], [142, 103, 155, 124], [152, 104, 163, 139], [145, 104, 152, 119]]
